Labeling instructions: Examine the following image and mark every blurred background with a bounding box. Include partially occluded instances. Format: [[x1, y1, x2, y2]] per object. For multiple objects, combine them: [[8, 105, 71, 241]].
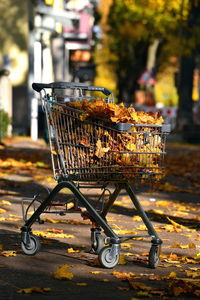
[[0, 0, 200, 142]]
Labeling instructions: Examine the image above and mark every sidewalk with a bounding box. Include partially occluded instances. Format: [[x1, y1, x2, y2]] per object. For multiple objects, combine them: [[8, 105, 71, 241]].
[[0, 138, 200, 299]]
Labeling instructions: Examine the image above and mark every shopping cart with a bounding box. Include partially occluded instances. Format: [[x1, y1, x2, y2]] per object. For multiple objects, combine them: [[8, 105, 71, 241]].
[[21, 82, 170, 269]]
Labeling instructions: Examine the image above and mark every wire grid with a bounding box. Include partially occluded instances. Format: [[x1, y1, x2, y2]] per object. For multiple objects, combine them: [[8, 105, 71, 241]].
[[46, 100, 167, 182]]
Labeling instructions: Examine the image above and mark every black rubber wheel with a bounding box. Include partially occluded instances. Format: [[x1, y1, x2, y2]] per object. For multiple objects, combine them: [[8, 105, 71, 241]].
[[21, 234, 41, 256], [92, 233, 104, 254], [148, 245, 160, 268], [98, 246, 120, 269]]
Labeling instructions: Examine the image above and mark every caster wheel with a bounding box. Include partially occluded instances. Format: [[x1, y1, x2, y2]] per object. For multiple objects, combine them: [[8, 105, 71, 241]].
[[98, 246, 119, 269], [91, 233, 104, 254], [21, 234, 41, 256], [148, 245, 160, 268]]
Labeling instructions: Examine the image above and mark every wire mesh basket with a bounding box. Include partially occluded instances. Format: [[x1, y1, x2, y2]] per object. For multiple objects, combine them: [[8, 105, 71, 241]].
[[44, 95, 170, 183]]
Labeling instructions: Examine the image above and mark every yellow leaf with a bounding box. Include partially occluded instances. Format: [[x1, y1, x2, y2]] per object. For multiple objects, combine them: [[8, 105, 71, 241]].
[[112, 271, 135, 279], [90, 271, 101, 274], [0, 208, 7, 214], [136, 225, 147, 230], [17, 287, 51, 294], [168, 272, 177, 279], [33, 231, 75, 239], [53, 264, 74, 280], [76, 283, 88, 286], [95, 139, 110, 158], [0, 250, 17, 257], [44, 218, 58, 224], [136, 291, 150, 296], [0, 200, 11, 206], [132, 216, 142, 222], [67, 248, 80, 253], [121, 242, 132, 247], [148, 209, 165, 215], [166, 217, 186, 229], [114, 229, 137, 235], [156, 200, 172, 207], [118, 255, 126, 265], [185, 270, 200, 278]]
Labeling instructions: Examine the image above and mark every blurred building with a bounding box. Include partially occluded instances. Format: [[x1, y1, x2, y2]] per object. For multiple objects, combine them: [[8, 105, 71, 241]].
[[0, 0, 98, 138]]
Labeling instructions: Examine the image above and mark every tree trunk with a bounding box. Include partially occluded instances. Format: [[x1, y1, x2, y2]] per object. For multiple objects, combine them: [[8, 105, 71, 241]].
[[176, 55, 195, 131]]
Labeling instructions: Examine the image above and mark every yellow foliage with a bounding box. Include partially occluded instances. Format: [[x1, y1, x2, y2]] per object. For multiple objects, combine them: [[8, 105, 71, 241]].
[[53, 264, 74, 280], [17, 287, 51, 294]]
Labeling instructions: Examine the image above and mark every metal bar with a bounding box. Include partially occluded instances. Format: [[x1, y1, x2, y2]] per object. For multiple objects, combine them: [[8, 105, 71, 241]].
[[22, 181, 119, 240], [124, 183, 161, 242], [101, 184, 122, 218]]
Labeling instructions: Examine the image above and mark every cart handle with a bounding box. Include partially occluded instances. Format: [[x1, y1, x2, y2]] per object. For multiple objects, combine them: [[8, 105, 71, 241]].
[[32, 82, 112, 96]]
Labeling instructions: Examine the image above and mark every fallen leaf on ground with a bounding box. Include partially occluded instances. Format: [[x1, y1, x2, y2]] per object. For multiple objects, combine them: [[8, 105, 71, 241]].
[[0, 200, 11, 206], [0, 250, 17, 257], [118, 255, 126, 265], [67, 248, 80, 253], [185, 270, 200, 278], [90, 271, 102, 274], [53, 264, 74, 280], [33, 231, 75, 239], [167, 217, 186, 229], [128, 281, 152, 290], [112, 271, 136, 279], [170, 243, 196, 249], [17, 287, 51, 294]]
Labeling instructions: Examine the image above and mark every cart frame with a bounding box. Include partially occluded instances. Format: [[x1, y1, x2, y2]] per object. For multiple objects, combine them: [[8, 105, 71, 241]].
[[20, 82, 170, 269]]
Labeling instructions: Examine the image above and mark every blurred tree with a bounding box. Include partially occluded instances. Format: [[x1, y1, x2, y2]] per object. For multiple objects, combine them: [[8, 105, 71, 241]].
[[104, 0, 190, 102], [176, 0, 200, 131], [97, 0, 200, 134]]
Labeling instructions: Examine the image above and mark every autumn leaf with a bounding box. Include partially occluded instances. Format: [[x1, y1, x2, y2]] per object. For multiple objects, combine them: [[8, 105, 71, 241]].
[[166, 217, 186, 229], [53, 264, 74, 280], [17, 287, 51, 294], [155, 200, 172, 207], [128, 281, 152, 291], [170, 243, 196, 249], [0, 250, 17, 257], [147, 209, 165, 215], [112, 271, 136, 279], [90, 271, 102, 274], [118, 255, 126, 265], [67, 248, 80, 253], [132, 216, 142, 222], [76, 283, 88, 286], [33, 230, 75, 239], [95, 139, 110, 158], [0, 208, 7, 214], [167, 272, 177, 279], [0, 200, 11, 206], [185, 270, 200, 278]]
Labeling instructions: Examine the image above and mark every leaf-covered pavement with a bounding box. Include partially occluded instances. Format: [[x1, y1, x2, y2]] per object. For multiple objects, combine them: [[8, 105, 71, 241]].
[[0, 140, 199, 299]]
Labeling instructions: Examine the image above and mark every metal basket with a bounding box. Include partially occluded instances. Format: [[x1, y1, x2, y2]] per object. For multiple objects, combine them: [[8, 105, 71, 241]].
[[44, 97, 170, 182]]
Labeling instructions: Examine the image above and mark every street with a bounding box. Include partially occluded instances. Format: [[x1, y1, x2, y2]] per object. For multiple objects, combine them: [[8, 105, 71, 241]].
[[0, 138, 200, 300]]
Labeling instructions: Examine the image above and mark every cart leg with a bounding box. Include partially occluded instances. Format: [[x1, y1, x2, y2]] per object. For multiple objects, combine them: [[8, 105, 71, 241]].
[[21, 181, 120, 247], [124, 183, 162, 245], [101, 184, 122, 219]]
